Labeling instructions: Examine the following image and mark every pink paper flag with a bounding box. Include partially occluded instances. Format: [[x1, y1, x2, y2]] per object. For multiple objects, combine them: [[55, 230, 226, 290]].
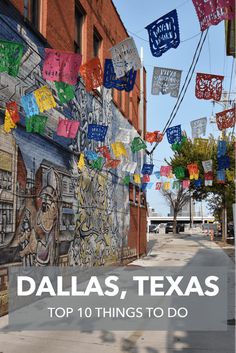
[[192, 0, 235, 32], [182, 180, 190, 189], [43, 48, 82, 85], [57, 118, 80, 138]]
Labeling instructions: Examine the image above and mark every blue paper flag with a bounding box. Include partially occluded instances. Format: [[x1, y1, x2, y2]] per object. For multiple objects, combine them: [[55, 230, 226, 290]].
[[217, 156, 230, 170], [166, 125, 182, 144], [146, 182, 154, 189], [217, 170, 226, 183], [217, 140, 227, 158], [141, 163, 154, 175], [154, 171, 161, 179], [85, 150, 98, 161], [103, 59, 137, 92], [194, 178, 202, 188], [141, 183, 148, 191], [88, 124, 108, 142], [145, 9, 180, 57], [21, 93, 39, 117]]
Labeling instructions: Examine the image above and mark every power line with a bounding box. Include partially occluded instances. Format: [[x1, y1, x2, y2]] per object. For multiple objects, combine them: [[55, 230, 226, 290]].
[[147, 29, 209, 156], [128, 29, 201, 44]]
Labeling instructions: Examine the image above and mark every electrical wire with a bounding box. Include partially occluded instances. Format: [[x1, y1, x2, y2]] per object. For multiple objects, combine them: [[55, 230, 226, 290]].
[[148, 29, 209, 156], [128, 29, 201, 44]]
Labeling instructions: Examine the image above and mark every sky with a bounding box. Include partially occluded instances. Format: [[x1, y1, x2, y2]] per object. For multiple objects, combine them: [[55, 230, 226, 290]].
[[113, 0, 235, 216]]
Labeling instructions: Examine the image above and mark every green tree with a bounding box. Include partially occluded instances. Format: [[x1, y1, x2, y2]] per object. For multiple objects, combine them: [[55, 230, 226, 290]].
[[167, 133, 235, 241]]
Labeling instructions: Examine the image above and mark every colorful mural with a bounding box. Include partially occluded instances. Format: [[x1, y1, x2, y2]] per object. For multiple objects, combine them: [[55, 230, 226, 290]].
[[0, 10, 138, 267]]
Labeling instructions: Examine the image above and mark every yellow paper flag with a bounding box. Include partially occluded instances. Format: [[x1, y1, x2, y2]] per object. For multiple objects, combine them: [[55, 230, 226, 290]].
[[34, 85, 56, 112], [226, 170, 234, 181], [133, 173, 141, 184], [163, 181, 171, 190], [4, 109, 16, 133], [78, 153, 85, 170], [111, 142, 127, 158]]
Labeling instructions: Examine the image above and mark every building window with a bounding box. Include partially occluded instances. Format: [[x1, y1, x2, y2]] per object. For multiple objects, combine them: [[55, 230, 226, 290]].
[[24, 0, 41, 30], [75, 2, 85, 54], [93, 28, 102, 58], [0, 202, 13, 244]]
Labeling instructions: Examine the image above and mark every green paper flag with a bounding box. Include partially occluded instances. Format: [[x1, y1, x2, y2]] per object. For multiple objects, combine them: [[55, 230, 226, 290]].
[[55, 81, 75, 103], [25, 115, 48, 134], [91, 157, 104, 170], [0, 40, 24, 77], [131, 137, 147, 153], [173, 166, 186, 180], [123, 175, 130, 185]]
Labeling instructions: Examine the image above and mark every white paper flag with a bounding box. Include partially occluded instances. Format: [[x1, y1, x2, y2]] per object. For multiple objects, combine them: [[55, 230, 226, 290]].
[[110, 37, 141, 79], [202, 160, 212, 173], [151, 67, 182, 97], [190, 117, 207, 138], [122, 161, 137, 174]]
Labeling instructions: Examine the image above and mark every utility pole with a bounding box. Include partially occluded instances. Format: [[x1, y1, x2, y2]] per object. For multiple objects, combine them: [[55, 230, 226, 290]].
[[189, 194, 192, 229]]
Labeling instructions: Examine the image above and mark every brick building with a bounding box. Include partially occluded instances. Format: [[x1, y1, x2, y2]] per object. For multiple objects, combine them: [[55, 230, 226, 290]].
[[0, 0, 147, 280]]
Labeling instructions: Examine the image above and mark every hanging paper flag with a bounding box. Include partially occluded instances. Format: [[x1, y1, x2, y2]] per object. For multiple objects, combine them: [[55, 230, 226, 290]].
[[109, 37, 141, 79], [122, 161, 137, 174], [142, 183, 148, 191], [0, 40, 24, 77], [192, 0, 235, 32], [216, 108, 235, 130], [154, 171, 161, 179], [151, 67, 182, 97], [182, 180, 190, 189], [166, 125, 182, 144], [204, 171, 214, 186], [26, 115, 45, 135], [6, 102, 20, 123], [218, 156, 230, 169], [97, 146, 111, 160], [146, 182, 154, 190], [142, 174, 150, 183], [202, 160, 213, 173], [194, 138, 209, 153], [21, 93, 39, 117], [25, 115, 47, 134], [173, 166, 185, 179], [217, 140, 227, 157], [160, 166, 172, 177], [90, 157, 104, 170], [123, 175, 130, 185], [155, 182, 162, 190], [217, 170, 226, 184], [195, 73, 224, 101], [194, 178, 202, 188], [105, 159, 121, 169], [190, 117, 207, 138], [88, 124, 108, 142], [145, 131, 164, 143], [145, 10, 180, 57], [79, 57, 103, 92], [111, 142, 128, 158], [4, 109, 16, 133], [172, 180, 180, 190], [34, 85, 56, 112], [103, 59, 137, 92], [163, 181, 171, 190], [42, 48, 82, 85], [117, 128, 134, 144], [187, 163, 199, 180], [133, 174, 141, 184], [226, 170, 234, 181], [57, 117, 80, 138], [131, 137, 147, 153], [78, 153, 85, 171], [141, 163, 154, 175], [85, 150, 99, 161], [55, 81, 75, 104]]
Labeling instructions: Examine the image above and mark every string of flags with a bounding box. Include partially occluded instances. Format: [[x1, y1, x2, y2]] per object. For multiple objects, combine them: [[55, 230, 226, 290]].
[[0, 0, 235, 190]]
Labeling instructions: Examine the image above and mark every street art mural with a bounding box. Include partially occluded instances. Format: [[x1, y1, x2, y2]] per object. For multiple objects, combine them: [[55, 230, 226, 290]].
[[0, 9, 136, 267]]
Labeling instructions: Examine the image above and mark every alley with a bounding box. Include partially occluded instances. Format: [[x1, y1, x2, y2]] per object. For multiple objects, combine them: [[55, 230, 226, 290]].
[[0, 232, 234, 353]]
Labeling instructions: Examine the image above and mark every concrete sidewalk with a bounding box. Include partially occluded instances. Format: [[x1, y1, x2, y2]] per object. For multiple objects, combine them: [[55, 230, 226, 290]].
[[0, 233, 235, 353]]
